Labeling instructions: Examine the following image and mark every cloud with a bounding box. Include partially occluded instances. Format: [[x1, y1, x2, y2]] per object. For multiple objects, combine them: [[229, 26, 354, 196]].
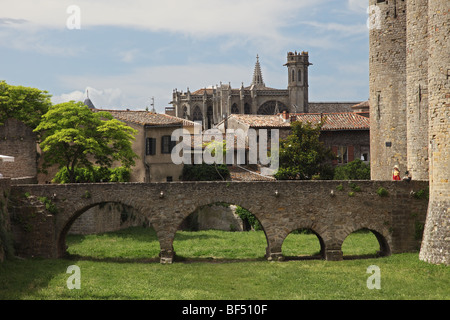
[[2, 0, 316, 39], [51, 62, 259, 111]]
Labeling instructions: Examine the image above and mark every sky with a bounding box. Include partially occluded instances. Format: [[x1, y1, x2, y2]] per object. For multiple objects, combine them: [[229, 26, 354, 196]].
[[0, 0, 371, 113]]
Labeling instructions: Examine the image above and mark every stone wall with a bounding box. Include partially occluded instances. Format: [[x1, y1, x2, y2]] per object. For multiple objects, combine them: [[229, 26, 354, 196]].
[[10, 180, 429, 263], [68, 203, 145, 235], [419, 0, 450, 265], [406, 0, 429, 180], [369, 0, 408, 180], [0, 178, 11, 262], [0, 119, 37, 179]]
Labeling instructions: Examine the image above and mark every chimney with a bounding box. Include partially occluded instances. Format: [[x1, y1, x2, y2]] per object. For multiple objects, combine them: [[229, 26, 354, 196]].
[[282, 110, 289, 121], [290, 115, 297, 123]]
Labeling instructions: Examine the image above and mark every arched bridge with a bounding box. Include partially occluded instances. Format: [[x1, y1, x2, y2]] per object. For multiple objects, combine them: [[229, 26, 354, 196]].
[[9, 180, 429, 263]]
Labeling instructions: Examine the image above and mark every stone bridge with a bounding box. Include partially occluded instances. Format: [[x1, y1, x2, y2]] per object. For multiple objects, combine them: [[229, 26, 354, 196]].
[[9, 180, 429, 263]]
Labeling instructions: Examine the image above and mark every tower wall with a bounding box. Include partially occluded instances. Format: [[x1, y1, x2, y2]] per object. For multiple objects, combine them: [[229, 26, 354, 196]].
[[419, 0, 450, 265], [369, 0, 407, 180], [285, 51, 310, 113], [406, 0, 429, 180]]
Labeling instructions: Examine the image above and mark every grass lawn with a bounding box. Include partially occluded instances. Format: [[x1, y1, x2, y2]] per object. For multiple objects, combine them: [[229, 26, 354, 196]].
[[0, 227, 448, 300]]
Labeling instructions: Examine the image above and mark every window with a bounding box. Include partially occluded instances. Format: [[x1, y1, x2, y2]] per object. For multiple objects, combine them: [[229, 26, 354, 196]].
[[332, 146, 354, 165], [146, 138, 156, 156], [161, 135, 176, 154], [166, 176, 173, 182], [298, 70, 302, 83]]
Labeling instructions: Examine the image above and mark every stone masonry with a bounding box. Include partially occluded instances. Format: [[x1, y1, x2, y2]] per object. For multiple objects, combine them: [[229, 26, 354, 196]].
[[369, 0, 449, 265], [369, 0, 408, 180], [10, 180, 429, 263], [419, 0, 450, 265]]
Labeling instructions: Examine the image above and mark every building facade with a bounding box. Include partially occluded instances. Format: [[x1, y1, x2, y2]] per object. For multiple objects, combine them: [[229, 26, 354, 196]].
[[170, 52, 312, 130]]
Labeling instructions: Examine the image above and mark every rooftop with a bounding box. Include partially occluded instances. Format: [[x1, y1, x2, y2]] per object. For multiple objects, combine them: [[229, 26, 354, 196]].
[[98, 109, 196, 127], [221, 112, 370, 131]]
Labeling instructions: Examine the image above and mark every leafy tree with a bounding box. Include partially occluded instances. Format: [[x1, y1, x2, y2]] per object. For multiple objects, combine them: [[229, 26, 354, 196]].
[[34, 101, 139, 183], [274, 121, 335, 180], [0, 80, 52, 129], [182, 163, 230, 181], [333, 159, 371, 180]]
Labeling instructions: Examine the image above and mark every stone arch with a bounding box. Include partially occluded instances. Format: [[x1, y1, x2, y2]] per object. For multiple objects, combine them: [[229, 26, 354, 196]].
[[257, 100, 288, 115], [281, 227, 326, 260], [339, 227, 391, 259], [56, 200, 149, 258], [163, 200, 272, 261]]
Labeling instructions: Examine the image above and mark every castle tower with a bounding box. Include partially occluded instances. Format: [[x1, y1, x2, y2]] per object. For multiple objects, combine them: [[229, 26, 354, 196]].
[[406, 0, 429, 180], [369, 0, 408, 180], [419, 0, 450, 265], [284, 51, 311, 113]]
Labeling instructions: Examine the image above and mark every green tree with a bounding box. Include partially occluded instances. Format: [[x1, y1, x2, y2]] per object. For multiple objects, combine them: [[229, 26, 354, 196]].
[[0, 80, 52, 129], [333, 159, 371, 180], [34, 101, 139, 183], [274, 121, 335, 180]]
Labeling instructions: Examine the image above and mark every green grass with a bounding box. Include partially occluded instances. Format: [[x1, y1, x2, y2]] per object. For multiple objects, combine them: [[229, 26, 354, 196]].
[[0, 227, 448, 300]]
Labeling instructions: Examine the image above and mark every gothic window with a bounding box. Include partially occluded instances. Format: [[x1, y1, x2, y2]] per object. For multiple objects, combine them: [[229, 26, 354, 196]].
[[291, 70, 295, 83], [231, 103, 239, 114], [257, 101, 288, 115], [192, 106, 203, 122], [207, 106, 213, 130], [182, 106, 188, 119], [298, 70, 302, 83], [244, 103, 251, 114]]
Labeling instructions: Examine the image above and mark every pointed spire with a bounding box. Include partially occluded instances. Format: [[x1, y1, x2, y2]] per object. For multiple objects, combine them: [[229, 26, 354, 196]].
[[252, 54, 265, 88]]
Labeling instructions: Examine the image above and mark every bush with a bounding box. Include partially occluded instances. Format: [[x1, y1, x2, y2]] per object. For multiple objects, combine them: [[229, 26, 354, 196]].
[[53, 166, 131, 184], [333, 159, 370, 180], [182, 163, 230, 181], [235, 206, 262, 231]]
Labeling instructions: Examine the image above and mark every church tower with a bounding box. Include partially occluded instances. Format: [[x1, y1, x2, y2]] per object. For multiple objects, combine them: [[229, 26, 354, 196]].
[[251, 55, 265, 88], [285, 51, 311, 113]]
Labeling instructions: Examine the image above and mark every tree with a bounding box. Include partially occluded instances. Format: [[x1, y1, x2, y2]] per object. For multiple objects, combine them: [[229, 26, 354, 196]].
[[34, 101, 139, 183], [274, 120, 335, 180], [0, 81, 52, 129]]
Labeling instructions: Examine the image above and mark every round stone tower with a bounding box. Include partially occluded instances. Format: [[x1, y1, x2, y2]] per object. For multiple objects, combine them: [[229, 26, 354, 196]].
[[284, 51, 311, 113], [369, 0, 408, 180], [419, 0, 450, 265], [406, 0, 429, 180]]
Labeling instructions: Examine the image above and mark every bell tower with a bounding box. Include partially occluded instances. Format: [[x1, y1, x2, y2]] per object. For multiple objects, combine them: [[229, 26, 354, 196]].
[[284, 51, 311, 113]]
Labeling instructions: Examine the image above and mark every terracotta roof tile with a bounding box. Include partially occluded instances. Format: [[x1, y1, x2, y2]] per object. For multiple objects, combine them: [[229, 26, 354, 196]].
[[226, 113, 369, 131], [98, 109, 196, 127]]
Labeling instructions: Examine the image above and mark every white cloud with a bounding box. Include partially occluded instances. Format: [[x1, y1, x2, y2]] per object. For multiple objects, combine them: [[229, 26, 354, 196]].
[[2, 0, 317, 39], [51, 62, 259, 111]]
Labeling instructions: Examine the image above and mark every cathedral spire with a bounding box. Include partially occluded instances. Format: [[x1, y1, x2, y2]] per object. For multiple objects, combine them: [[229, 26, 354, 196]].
[[251, 54, 265, 88]]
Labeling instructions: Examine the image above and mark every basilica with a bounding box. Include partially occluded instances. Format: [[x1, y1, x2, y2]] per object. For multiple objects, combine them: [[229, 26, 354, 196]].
[[169, 51, 312, 130]]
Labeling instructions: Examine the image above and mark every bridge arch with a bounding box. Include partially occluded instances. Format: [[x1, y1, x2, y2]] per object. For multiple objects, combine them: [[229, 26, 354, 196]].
[[339, 226, 391, 258], [57, 199, 150, 258], [281, 228, 326, 260]]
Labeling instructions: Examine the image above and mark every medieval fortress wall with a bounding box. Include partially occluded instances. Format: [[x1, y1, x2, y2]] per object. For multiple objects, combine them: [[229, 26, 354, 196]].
[[369, 0, 449, 265]]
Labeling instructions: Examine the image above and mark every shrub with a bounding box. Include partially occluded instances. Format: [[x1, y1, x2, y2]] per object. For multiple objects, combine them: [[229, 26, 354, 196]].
[[376, 187, 389, 197], [333, 159, 370, 180], [53, 166, 131, 184], [182, 163, 230, 181]]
